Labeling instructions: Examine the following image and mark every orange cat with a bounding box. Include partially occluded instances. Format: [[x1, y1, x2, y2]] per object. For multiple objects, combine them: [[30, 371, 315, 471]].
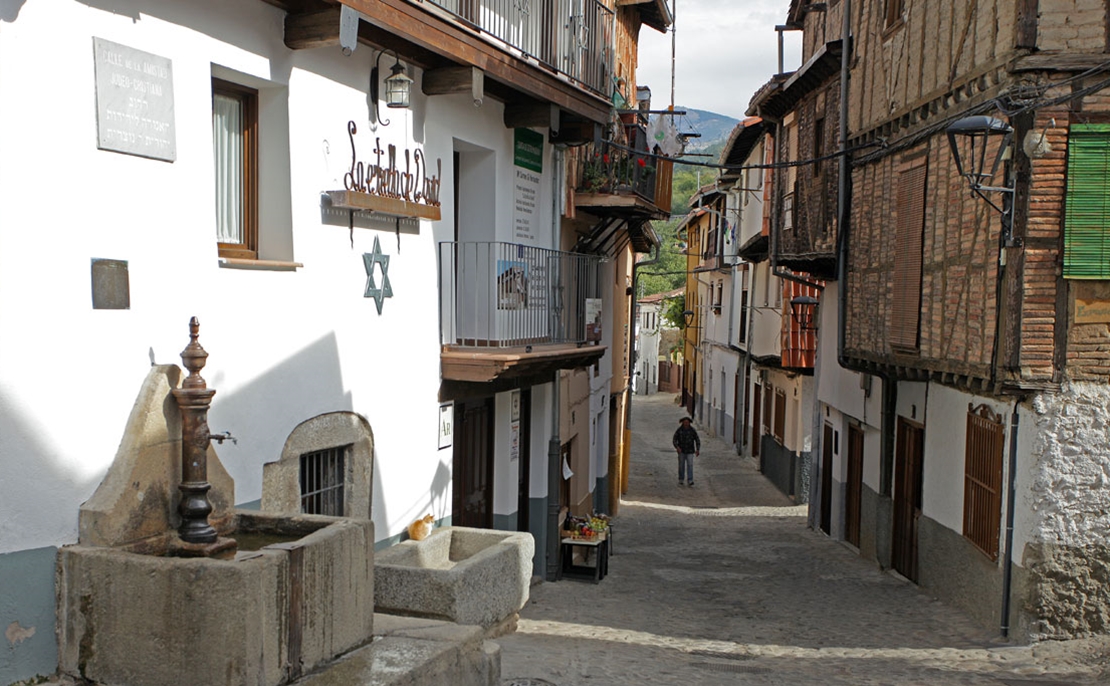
[[408, 514, 435, 541]]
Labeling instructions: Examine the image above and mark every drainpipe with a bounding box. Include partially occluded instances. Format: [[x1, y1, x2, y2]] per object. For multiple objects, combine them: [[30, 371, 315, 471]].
[[1000, 404, 1020, 637], [546, 146, 565, 582]]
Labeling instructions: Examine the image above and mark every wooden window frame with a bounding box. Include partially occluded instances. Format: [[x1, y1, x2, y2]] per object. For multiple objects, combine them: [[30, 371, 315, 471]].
[[891, 162, 927, 352], [213, 78, 259, 260], [963, 404, 1004, 561]]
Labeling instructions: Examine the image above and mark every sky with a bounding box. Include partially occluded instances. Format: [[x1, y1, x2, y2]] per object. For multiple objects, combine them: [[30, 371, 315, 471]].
[[635, 0, 802, 122]]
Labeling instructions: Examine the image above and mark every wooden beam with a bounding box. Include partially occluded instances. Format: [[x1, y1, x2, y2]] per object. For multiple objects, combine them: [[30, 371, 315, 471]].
[[422, 66, 484, 106], [504, 102, 560, 130], [285, 7, 342, 50]]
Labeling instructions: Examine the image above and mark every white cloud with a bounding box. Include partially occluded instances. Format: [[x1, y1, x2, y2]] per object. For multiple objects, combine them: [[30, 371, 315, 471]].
[[635, 0, 802, 121]]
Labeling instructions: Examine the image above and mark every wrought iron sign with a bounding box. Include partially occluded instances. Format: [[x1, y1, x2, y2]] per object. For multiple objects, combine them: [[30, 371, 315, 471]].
[[327, 121, 443, 221]]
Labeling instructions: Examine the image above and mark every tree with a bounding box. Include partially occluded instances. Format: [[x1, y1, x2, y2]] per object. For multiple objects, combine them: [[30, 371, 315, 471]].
[[663, 294, 686, 330]]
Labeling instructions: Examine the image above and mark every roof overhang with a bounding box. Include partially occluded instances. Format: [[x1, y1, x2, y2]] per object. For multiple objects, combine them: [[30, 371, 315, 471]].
[[617, 0, 673, 33], [747, 39, 844, 120], [574, 216, 659, 256], [737, 233, 769, 261], [719, 117, 768, 178]]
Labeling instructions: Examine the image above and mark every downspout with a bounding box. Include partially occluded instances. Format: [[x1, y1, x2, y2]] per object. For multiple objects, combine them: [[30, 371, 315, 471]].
[[832, 0, 894, 556], [620, 242, 661, 513], [1000, 404, 1020, 637], [545, 147, 565, 582]]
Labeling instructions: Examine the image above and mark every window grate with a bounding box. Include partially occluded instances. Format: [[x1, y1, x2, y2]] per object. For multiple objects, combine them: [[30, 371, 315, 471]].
[[963, 405, 1004, 560], [300, 445, 349, 516]]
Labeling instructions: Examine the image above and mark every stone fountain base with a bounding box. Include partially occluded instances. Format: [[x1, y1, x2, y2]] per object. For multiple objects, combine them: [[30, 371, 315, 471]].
[[56, 511, 374, 686]]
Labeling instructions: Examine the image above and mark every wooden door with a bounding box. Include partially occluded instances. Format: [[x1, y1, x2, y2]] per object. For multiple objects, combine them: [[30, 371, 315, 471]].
[[845, 425, 864, 547], [516, 390, 532, 532], [453, 397, 494, 528], [733, 372, 741, 444], [892, 418, 925, 581], [820, 423, 834, 535], [751, 383, 762, 458]]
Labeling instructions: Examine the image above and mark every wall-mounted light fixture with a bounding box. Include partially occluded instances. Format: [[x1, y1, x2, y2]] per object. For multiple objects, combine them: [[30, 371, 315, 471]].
[[946, 115, 1019, 246], [790, 294, 819, 331], [682, 309, 695, 328], [371, 49, 413, 126]]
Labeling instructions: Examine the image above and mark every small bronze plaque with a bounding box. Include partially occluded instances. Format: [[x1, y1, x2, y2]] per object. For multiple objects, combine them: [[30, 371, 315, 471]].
[[91, 259, 130, 310]]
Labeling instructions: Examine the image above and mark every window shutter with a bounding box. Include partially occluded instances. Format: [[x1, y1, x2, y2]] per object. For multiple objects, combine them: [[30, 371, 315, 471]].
[[1064, 123, 1110, 279], [891, 164, 927, 349]]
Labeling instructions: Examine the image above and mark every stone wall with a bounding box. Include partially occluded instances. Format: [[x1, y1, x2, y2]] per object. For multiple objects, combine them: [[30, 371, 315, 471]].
[[1021, 382, 1110, 638]]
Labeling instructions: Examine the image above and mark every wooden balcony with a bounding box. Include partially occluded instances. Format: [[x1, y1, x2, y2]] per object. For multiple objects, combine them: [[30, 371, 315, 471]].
[[438, 241, 607, 382]]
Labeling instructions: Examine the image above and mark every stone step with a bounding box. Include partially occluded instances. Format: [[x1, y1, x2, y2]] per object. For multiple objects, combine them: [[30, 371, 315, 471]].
[[292, 614, 500, 686]]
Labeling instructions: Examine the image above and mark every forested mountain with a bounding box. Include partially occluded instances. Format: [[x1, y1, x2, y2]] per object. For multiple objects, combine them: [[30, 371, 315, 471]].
[[638, 108, 739, 303]]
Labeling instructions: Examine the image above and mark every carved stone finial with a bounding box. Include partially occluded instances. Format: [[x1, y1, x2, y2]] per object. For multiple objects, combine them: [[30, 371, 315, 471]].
[[180, 316, 209, 390]]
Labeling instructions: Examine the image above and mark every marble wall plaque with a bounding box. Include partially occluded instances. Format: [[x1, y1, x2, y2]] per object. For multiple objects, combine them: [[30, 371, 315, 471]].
[[93, 37, 176, 161]]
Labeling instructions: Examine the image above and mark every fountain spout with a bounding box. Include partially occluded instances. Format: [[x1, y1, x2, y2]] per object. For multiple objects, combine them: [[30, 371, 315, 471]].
[[173, 316, 219, 544]]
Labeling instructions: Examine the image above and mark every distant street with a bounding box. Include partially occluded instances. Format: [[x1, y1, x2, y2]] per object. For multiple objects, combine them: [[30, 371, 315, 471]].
[[497, 393, 1110, 686]]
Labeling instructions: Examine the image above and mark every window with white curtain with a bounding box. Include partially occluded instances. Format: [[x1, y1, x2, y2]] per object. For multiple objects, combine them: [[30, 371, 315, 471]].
[[212, 79, 257, 259]]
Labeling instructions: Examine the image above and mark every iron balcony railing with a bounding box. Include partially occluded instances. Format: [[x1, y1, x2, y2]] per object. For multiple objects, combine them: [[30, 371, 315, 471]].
[[422, 0, 614, 96], [439, 241, 603, 348]]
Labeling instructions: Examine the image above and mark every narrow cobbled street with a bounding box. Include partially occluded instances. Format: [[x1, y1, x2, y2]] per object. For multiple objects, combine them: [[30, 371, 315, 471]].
[[497, 393, 1110, 686]]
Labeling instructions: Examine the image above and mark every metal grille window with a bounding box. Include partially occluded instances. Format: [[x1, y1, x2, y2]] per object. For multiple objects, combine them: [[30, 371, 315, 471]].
[[1063, 123, 1110, 279], [891, 164, 927, 350], [300, 445, 349, 516], [963, 405, 1004, 560]]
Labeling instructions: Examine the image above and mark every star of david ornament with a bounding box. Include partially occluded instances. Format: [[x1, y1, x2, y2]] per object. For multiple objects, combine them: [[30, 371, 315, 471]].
[[362, 236, 393, 315]]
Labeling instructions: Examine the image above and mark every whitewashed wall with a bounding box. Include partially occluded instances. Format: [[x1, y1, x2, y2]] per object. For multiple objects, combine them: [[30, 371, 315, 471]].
[[0, 0, 557, 554]]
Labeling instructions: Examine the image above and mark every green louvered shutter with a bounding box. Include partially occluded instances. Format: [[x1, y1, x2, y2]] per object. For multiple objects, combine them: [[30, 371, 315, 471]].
[[1064, 123, 1110, 279]]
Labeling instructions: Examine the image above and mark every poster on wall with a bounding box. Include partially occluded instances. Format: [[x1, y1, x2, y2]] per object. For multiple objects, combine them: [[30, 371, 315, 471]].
[[513, 128, 543, 242], [510, 422, 520, 462], [585, 298, 603, 342], [438, 403, 454, 450], [497, 260, 529, 310]]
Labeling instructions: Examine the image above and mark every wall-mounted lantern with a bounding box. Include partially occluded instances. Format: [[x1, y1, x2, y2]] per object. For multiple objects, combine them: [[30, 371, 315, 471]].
[[371, 50, 413, 126], [682, 309, 695, 328], [946, 115, 1019, 246], [790, 294, 819, 331]]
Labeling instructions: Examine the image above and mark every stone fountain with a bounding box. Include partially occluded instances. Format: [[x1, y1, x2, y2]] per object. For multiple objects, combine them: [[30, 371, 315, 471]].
[[55, 319, 374, 685]]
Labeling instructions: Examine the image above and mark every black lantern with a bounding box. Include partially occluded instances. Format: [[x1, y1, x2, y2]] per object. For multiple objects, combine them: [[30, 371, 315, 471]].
[[682, 309, 695, 328], [790, 295, 818, 331], [946, 116, 1014, 209], [385, 60, 413, 108], [371, 50, 412, 126]]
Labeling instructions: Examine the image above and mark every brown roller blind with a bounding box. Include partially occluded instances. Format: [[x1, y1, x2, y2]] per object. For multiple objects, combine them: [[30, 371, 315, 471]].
[[891, 164, 927, 350]]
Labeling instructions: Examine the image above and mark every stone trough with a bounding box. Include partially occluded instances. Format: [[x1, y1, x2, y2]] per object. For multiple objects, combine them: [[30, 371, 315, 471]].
[[374, 527, 534, 632], [57, 511, 374, 686]]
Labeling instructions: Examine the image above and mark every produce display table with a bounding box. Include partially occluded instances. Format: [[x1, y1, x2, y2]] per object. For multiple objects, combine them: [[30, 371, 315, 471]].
[[558, 531, 609, 583]]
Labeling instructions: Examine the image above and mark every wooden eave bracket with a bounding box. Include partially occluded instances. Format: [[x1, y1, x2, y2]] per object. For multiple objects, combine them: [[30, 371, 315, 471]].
[[423, 66, 484, 107], [284, 6, 343, 50]]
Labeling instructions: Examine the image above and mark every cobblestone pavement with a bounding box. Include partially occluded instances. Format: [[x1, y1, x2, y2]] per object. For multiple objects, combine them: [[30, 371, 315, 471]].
[[497, 393, 1110, 686]]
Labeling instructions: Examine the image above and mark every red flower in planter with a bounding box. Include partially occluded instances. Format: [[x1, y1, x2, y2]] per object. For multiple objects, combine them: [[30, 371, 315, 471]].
[[603, 154, 610, 164], [637, 158, 646, 167]]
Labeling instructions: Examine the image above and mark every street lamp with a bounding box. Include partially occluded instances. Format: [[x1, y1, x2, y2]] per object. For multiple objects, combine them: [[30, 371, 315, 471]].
[[371, 50, 413, 126], [790, 295, 819, 331], [682, 309, 695, 328], [946, 115, 1019, 246]]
